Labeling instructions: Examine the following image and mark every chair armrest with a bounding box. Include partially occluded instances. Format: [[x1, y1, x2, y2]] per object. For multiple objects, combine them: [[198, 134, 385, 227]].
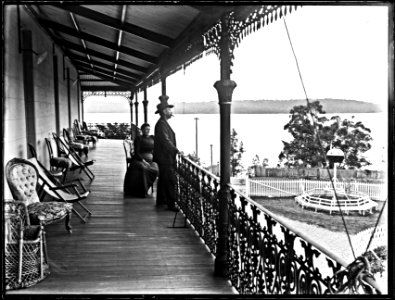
[[4, 200, 31, 226], [68, 178, 88, 193], [50, 183, 78, 190], [84, 160, 95, 166]]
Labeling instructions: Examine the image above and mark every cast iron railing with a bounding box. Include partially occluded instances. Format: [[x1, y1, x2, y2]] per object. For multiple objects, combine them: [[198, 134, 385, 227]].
[[176, 155, 220, 255], [175, 155, 381, 295]]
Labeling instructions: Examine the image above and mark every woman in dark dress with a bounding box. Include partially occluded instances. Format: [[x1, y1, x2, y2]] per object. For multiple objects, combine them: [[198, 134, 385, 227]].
[[124, 123, 159, 197]]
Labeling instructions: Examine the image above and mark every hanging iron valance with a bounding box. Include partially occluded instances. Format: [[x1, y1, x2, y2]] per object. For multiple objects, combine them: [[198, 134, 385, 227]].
[[202, 5, 300, 72], [82, 90, 132, 98]]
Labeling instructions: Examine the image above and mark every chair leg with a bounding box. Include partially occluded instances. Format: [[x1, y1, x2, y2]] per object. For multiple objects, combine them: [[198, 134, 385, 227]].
[[65, 212, 72, 234], [77, 201, 92, 217], [172, 210, 187, 228], [62, 169, 68, 184], [72, 202, 92, 223], [83, 166, 95, 181]]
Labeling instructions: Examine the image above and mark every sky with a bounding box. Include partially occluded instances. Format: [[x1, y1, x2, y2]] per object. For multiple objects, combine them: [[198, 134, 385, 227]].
[[85, 5, 389, 112]]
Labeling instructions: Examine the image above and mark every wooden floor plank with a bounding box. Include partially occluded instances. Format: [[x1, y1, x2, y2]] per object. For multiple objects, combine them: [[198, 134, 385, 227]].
[[6, 139, 235, 296]]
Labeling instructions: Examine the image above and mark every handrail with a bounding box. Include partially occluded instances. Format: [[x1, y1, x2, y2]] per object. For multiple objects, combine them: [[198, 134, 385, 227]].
[[180, 154, 220, 181]]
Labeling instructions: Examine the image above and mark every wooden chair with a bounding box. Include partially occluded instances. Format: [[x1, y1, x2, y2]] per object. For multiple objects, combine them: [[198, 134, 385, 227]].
[[82, 121, 105, 138], [29, 142, 70, 183], [28, 157, 93, 223], [53, 132, 95, 182], [73, 119, 98, 146], [63, 128, 89, 158], [5, 158, 73, 233], [123, 138, 155, 195], [4, 200, 50, 290], [123, 139, 134, 169]]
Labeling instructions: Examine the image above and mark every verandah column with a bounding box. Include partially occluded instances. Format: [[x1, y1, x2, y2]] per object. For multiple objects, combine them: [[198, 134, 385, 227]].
[[66, 68, 71, 129], [134, 91, 139, 127], [159, 75, 169, 104], [214, 15, 237, 277], [143, 88, 149, 124], [81, 91, 85, 123], [128, 93, 134, 136], [21, 30, 37, 157]]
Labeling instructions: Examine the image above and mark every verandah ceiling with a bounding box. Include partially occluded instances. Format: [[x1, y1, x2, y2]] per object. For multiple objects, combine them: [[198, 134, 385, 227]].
[[25, 3, 298, 94]]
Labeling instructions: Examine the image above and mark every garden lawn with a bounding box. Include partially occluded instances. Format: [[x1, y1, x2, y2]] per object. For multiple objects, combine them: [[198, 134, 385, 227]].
[[252, 197, 386, 235]]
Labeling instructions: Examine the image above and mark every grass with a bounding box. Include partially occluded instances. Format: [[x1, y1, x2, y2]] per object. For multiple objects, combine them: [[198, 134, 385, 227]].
[[252, 197, 386, 235]]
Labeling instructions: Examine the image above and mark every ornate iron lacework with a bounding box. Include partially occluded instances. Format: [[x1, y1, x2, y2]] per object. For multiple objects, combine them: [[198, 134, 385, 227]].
[[175, 156, 363, 295], [82, 91, 132, 99], [175, 156, 219, 254], [202, 5, 299, 72], [227, 188, 352, 294]]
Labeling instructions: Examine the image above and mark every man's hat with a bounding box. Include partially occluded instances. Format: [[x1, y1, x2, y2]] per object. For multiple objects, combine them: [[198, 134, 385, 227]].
[[155, 101, 174, 114]]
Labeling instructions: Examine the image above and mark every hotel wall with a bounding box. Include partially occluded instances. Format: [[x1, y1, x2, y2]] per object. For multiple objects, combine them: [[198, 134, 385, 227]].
[[3, 5, 80, 199]]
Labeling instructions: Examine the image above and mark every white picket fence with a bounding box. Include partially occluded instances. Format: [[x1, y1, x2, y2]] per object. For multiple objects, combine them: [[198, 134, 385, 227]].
[[352, 224, 387, 256], [247, 178, 387, 201]]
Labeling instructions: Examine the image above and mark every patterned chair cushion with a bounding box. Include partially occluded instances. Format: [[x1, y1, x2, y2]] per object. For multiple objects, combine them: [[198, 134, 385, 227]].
[[8, 164, 40, 206], [28, 202, 73, 225]]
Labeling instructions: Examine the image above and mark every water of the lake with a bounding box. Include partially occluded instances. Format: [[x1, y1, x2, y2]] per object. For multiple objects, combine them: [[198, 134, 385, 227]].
[[84, 112, 388, 170]]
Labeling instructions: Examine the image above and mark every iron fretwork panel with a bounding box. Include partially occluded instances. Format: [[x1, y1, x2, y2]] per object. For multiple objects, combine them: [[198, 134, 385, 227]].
[[228, 187, 348, 295], [175, 157, 349, 295], [175, 156, 219, 254]]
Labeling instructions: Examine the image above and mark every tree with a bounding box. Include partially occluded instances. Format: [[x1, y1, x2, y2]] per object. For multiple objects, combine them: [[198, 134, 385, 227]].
[[331, 116, 372, 168], [280, 101, 372, 168], [230, 128, 245, 176]]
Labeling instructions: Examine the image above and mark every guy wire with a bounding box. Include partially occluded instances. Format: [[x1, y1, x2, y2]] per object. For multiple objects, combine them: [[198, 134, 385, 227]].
[[283, 17, 356, 260]]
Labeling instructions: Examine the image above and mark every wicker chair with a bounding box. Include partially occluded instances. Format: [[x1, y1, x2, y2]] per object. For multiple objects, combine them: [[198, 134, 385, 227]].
[[4, 200, 50, 290], [6, 157, 73, 233]]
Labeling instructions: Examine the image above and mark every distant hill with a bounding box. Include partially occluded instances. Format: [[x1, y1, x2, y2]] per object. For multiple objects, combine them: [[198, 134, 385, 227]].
[[85, 99, 382, 114], [173, 99, 382, 114]]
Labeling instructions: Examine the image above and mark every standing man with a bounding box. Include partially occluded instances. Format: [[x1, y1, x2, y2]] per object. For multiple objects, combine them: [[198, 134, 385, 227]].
[[153, 100, 182, 211]]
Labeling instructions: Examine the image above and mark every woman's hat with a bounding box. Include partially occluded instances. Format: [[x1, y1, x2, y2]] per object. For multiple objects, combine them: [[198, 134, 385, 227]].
[[155, 101, 174, 114]]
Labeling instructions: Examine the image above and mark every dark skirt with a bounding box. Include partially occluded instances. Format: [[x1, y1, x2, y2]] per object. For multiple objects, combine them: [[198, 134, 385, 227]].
[[123, 159, 159, 197]]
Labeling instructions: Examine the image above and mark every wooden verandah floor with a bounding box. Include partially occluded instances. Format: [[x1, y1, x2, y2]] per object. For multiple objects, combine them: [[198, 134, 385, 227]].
[[7, 139, 235, 296]]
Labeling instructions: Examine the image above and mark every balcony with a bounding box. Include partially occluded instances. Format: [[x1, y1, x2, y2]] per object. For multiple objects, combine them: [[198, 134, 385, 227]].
[[6, 139, 235, 295], [6, 138, 385, 296]]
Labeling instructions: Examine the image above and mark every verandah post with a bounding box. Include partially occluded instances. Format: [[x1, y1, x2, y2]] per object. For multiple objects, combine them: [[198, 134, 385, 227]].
[[214, 15, 237, 277], [159, 75, 169, 104], [134, 91, 139, 127], [143, 88, 149, 124], [128, 93, 134, 137], [21, 29, 37, 157]]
